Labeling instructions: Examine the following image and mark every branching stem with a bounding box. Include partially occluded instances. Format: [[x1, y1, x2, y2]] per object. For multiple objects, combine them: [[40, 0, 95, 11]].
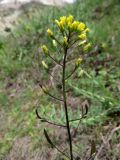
[[65, 66, 77, 80], [36, 109, 66, 128], [39, 84, 63, 102], [48, 54, 63, 66]]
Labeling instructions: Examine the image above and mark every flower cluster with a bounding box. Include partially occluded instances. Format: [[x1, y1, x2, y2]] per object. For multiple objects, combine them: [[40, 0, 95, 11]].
[[47, 15, 91, 50], [41, 15, 91, 69], [54, 15, 89, 34]]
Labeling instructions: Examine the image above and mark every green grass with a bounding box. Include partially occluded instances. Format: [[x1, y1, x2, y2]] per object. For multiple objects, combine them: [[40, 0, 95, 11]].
[[0, 0, 120, 157]]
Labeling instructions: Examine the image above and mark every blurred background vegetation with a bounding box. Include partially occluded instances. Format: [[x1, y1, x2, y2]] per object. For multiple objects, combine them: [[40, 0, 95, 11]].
[[0, 0, 120, 159]]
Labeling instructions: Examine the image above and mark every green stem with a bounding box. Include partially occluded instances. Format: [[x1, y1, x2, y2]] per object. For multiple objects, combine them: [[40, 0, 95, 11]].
[[62, 46, 73, 160]]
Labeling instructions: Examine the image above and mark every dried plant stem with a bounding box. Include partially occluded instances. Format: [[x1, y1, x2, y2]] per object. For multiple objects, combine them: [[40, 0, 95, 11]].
[[62, 46, 73, 160], [94, 126, 120, 160]]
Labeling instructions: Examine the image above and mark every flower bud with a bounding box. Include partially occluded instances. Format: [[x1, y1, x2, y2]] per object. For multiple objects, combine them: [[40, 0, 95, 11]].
[[83, 43, 91, 51], [41, 45, 48, 55], [63, 36, 68, 46], [47, 28, 53, 37], [52, 40, 57, 47], [77, 22, 86, 31], [78, 33, 87, 40], [67, 22, 73, 30], [42, 60, 48, 69], [84, 28, 90, 33], [101, 43, 107, 49], [75, 58, 82, 67], [55, 20, 60, 27], [55, 19, 64, 30]]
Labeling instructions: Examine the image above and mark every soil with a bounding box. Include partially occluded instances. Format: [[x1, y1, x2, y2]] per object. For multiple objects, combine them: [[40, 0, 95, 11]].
[[0, 0, 75, 36]]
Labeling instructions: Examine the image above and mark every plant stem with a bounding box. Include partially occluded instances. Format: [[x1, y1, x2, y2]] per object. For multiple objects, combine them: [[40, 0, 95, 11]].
[[36, 109, 67, 128], [62, 46, 73, 160]]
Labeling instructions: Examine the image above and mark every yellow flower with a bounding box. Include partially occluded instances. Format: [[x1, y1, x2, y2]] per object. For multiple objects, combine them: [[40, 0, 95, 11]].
[[66, 15, 73, 24], [41, 45, 48, 55], [59, 21, 64, 29], [77, 22, 86, 31], [83, 43, 91, 51], [55, 19, 64, 29], [67, 22, 73, 30], [75, 58, 82, 67], [42, 60, 48, 69], [71, 21, 79, 30], [63, 36, 68, 46], [60, 16, 66, 25], [47, 28, 53, 37], [78, 33, 87, 40], [60, 16, 66, 21]]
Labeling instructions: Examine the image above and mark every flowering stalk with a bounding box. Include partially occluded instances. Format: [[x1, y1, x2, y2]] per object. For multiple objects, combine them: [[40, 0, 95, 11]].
[[39, 15, 91, 160]]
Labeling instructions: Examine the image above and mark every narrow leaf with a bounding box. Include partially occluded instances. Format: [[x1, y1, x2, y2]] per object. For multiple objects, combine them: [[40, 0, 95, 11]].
[[44, 129, 54, 148], [35, 109, 42, 119], [84, 103, 89, 115]]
